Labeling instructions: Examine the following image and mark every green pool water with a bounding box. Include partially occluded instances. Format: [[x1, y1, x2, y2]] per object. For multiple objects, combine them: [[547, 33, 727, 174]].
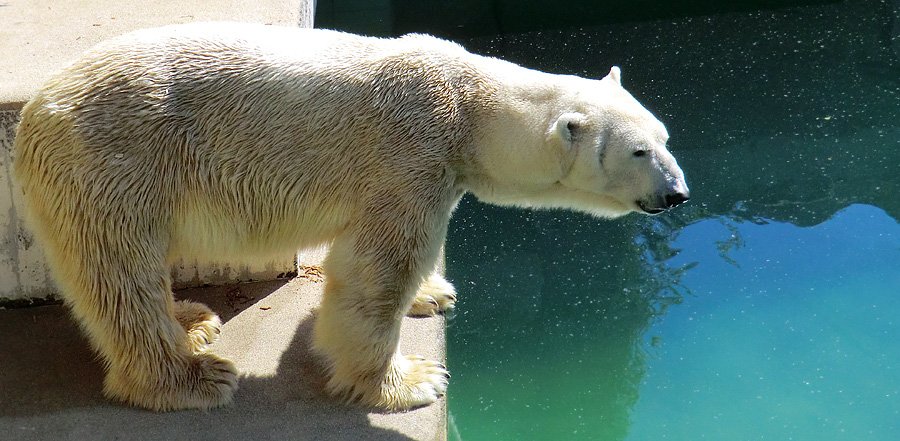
[[316, 1, 899, 439]]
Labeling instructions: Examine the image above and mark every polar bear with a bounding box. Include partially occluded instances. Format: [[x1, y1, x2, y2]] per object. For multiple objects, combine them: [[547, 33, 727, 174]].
[[13, 22, 688, 412]]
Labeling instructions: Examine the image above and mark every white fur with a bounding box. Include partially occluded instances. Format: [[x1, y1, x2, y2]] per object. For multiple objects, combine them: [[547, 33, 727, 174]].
[[13, 22, 687, 411]]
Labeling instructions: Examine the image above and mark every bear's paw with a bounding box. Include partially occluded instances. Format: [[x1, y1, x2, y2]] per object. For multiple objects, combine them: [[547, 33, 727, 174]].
[[324, 354, 449, 412], [376, 355, 449, 411], [104, 352, 239, 411], [407, 274, 457, 317], [173, 300, 223, 352]]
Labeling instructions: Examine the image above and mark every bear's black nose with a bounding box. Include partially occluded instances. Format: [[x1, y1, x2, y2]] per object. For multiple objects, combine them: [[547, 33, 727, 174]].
[[665, 191, 690, 208]]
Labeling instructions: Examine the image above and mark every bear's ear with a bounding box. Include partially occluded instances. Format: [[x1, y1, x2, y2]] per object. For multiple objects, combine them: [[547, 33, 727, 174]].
[[604, 66, 622, 85], [554, 112, 584, 145]]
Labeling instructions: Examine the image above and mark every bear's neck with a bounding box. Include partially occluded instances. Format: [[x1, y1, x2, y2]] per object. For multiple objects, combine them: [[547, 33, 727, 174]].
[[453, 58, 572, 204]]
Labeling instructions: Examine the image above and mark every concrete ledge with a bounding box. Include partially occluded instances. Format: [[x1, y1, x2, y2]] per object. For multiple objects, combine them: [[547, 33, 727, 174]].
[[0, 0, 314, 107]]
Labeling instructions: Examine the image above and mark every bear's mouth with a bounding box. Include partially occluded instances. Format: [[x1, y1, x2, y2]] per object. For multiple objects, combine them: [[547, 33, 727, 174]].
[[636, 200, 666, 215]]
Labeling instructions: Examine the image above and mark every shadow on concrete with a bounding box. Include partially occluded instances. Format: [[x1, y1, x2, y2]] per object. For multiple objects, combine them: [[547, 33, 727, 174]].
[[0, 279, 423, 440]]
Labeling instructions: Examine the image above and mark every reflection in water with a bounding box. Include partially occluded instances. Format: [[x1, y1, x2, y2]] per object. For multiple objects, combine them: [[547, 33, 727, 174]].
[[446, 197, 687, 440], [448, 201, 900, 441]]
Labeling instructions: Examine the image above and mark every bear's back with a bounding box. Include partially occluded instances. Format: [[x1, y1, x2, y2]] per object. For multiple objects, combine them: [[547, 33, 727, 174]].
[[25, 23, 474, 158], [17, 24, 479, 191], [14, 24, 478, 259]]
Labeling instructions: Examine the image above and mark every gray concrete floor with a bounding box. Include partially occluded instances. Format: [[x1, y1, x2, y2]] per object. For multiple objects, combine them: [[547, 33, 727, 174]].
[[0, 263, 447, 440]]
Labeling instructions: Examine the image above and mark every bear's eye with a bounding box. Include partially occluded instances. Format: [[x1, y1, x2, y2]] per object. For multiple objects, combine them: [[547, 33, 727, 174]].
[[633, 150, 648, 158]]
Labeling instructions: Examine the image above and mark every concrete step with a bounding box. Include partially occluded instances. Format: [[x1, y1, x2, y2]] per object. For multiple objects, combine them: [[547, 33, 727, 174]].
[[0, 0, 315, 107]]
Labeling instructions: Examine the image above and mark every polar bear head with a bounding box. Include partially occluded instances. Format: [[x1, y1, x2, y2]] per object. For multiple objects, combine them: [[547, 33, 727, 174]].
[[468, 66, 689, 218]]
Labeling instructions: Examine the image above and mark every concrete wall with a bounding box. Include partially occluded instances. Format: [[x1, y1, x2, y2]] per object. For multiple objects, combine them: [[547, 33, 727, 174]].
[[0, 110, 56, 304]]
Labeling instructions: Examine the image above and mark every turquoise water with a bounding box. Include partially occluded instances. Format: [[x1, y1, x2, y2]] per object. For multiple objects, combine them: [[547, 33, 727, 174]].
[[626, 205, 900, 440], [446, 202, 900, 441]]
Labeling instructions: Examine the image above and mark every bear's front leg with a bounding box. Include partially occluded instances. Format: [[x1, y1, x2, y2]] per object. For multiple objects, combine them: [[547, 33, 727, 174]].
[[313, 226, 450, 411]]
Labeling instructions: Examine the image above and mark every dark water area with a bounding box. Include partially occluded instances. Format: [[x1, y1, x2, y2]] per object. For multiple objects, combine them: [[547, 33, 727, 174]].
[[317, 1, 900, 439]]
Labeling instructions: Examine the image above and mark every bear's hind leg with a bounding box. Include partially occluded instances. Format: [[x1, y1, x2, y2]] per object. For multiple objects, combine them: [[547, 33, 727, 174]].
[[43, 232, 238, 411], [89, 268, 238, 411], [407, 272, 457, 317]]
